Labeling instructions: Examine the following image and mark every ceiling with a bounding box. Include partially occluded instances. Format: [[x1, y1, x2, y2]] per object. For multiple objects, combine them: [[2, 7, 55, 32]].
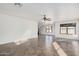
[[0, 3, 79, 21]]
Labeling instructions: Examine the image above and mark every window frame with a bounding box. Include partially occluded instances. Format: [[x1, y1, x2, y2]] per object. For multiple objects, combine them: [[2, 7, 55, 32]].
[[60, 23, 76, 35]]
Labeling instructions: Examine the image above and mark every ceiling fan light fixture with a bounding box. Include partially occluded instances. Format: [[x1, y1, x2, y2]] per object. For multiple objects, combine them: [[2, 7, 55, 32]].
[[14, 3, 23, 7]]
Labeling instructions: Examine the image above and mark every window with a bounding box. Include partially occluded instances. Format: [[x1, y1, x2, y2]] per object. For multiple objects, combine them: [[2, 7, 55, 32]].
[[60, 23, 76, 35], [45, 25, 52, 33], [60, 27, 67, 34], [68, 27, 76, 34]]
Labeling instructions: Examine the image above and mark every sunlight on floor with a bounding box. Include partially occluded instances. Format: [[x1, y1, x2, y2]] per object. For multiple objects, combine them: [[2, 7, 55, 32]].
[[53, 42, 67, 56]]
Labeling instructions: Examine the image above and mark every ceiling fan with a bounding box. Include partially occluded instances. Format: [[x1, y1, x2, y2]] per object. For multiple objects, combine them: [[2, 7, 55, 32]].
[[14, 3, 23, 7], [43, 14, 51, 21]]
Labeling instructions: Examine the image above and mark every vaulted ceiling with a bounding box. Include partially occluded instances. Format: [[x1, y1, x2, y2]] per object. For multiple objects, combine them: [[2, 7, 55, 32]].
[[0, 3, 79, 21]]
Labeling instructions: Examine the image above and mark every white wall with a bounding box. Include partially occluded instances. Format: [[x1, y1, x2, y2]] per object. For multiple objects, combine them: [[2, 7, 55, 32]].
[[0, 13, 38, 44], [54, 4, 79, 21]]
